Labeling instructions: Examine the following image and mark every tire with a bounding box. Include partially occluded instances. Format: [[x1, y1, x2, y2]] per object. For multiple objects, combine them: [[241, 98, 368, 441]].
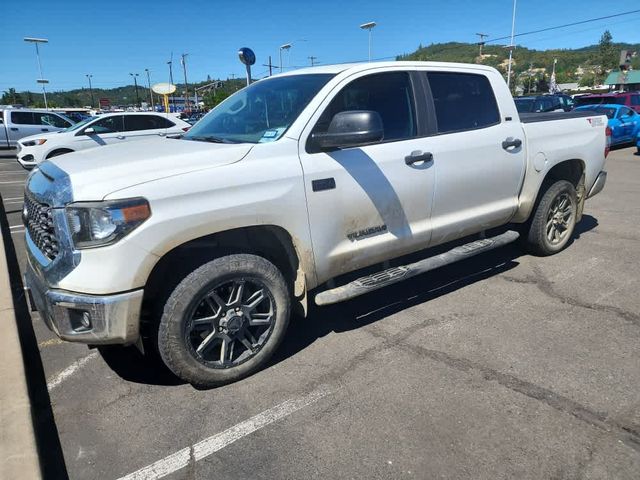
[[46, 149, 73, 159], [157, 254, 291, 387], [522, 180, 578, 256]]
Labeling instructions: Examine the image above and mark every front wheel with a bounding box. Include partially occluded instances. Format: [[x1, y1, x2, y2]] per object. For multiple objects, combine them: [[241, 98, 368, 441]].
[[522, 180, 578, 256], [157, 254, 291, 387]]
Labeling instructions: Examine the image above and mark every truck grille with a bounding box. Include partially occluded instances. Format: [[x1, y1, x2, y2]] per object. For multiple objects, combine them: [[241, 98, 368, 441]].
[[23, 193, 59, 261]]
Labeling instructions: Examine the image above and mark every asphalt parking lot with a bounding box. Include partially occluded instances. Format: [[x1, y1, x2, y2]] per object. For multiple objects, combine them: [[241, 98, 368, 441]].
[[1, 147, 640, 480]]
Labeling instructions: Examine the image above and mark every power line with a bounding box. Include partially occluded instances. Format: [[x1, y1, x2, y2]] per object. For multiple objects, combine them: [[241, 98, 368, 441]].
[[485, 8, 640, 44]]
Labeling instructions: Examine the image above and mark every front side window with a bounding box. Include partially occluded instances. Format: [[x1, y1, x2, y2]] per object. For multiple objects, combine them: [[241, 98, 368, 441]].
[[185, 74, 334, 144], [90, 116, 124, 134], [630, 95, 640, 106], [37, 113, 72, 128], [617, 107, 633, 118], [427, 72, 500, 134], [312, 71, 416, 143], [11, 111, 35, 125]]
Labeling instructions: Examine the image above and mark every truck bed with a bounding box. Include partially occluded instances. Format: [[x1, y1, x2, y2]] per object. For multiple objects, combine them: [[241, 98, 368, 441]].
[[519, 111, 595, 124]]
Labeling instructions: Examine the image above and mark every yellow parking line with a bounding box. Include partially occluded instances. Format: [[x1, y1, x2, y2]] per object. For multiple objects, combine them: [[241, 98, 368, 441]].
[[38, 338, 64, 348]]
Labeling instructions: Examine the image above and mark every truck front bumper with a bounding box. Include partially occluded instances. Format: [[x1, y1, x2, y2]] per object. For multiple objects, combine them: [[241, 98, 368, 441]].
[[25, 262, 143, 345]]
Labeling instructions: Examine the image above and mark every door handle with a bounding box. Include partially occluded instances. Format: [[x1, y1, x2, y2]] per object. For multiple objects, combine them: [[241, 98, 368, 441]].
[[10, 127, 18, 131], [41, 128, 49, 131], [502, 138, 522, 150], [116, 135, 126, 140], [405, 150, 433, 165]]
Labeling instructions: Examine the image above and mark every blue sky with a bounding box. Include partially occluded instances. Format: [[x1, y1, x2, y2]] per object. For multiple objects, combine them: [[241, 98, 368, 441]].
[[1, 0, 639, 92]]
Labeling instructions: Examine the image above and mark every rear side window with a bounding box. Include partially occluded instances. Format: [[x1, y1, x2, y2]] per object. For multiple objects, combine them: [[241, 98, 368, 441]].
[[90, 116, 124, 133], [313, 71, 416, 143], [427, 72, 500, 134], [124, 115, 174, 131], [631, 95, 640, 106], [11, 111, 35, 125]]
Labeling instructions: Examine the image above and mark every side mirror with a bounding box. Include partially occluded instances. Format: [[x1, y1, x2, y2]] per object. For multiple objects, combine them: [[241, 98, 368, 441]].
[[83, 127, 96, 135], [312, 110, 383, 150]]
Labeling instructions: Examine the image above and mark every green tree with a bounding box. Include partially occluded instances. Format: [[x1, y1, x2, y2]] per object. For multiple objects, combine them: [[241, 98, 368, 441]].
[[1, 88, 23, 105], [597, 30, 617, 80]]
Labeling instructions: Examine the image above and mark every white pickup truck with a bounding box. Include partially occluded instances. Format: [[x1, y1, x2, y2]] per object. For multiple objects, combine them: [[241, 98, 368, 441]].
[[23, 61, 608, 386]]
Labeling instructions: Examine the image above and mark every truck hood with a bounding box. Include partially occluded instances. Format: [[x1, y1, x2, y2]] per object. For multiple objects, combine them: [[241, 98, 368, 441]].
[[46, 137, 254, 200]]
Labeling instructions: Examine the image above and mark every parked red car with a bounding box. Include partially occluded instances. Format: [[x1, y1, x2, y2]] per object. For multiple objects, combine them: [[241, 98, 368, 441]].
[[574, 92, 640, 113]]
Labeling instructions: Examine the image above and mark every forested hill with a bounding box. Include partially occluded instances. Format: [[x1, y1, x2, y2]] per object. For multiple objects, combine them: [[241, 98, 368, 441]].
[[397, 39, 640, 85]]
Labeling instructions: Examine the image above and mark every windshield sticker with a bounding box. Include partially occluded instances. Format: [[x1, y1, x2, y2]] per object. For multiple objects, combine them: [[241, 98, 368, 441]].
[[259, 128, 284, 143]]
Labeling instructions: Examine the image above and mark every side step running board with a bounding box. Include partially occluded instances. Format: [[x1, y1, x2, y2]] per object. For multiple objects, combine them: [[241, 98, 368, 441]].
[[315, 230, 519, 306]]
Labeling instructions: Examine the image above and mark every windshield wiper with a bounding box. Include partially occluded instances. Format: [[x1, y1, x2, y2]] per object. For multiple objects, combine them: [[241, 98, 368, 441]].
[[187, 135, 234, 144]]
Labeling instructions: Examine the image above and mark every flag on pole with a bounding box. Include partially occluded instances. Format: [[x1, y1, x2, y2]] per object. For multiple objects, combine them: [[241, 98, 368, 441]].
[[549, 59, 559, 93]]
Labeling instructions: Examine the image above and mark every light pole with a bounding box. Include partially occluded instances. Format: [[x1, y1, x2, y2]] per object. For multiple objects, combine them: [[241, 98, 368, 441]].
[[129, 73, 140, 108], [506, 0, 517, 92], [86, 74, 94, 109], [279, 44, 292, 72], [360, 22, 377, 62], [144, 68, 154, 111], [24, 37, 49, 110], [168, 54, 175, 111], [181, 53, 190, 112]]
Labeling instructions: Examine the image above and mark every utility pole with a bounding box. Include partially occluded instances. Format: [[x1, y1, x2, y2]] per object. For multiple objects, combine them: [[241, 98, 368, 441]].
[[308, 56, 318, 66], [167, 53, 175, 111], [476, 33, 488, 57], [129, 73, 140, 108], [506, 0, 517, 92], [229, 73, 236, 80], [181, 53, 190, 113], [86, 74, 94, 109], [144, 68, 154, 111], [528, 63, 534, 93], [262, 56, 275, 76]]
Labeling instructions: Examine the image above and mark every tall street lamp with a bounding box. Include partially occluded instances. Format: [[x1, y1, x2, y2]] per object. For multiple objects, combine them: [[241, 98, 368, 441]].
[[24, 37, 49, 110], [144, 68, 154, 111], [506, 0, 517, 92], [129, 73, 140, 108], [279, 43, 291, 72], [86, 74, 94, 109], [360, 22, 376, 62]]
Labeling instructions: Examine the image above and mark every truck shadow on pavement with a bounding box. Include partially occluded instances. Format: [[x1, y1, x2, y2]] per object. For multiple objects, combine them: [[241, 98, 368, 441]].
[[102, 216, 598, 387]]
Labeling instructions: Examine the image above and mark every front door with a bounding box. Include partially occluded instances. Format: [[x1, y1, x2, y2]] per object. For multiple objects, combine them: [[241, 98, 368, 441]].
[[419, 70, 527, 246], [75, 115, 126, 149], [298, 70, 435, 284]]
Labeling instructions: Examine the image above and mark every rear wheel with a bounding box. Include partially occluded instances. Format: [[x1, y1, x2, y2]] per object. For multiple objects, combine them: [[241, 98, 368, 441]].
[[157, 254, 290, 387], [522, 180, 577, 256]]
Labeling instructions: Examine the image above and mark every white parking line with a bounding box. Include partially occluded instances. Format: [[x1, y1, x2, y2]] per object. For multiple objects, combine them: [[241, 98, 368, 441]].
[[9, 225, 24, 230], [47, 352, 99, 391], [117, 385, 332, 480], [0, 180, 25, 185]]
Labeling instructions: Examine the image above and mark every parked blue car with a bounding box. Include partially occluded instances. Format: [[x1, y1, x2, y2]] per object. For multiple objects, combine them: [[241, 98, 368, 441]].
[[575, 104, 640, 147]]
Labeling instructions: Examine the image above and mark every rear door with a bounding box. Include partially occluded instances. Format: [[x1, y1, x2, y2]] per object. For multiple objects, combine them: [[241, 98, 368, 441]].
[[123, 114, 171, 141], [8, 111, 41, 143], [419, 70, 527, 246]]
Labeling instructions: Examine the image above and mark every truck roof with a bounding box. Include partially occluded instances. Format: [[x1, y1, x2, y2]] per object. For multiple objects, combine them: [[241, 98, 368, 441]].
[[276, 60, 498, 77]]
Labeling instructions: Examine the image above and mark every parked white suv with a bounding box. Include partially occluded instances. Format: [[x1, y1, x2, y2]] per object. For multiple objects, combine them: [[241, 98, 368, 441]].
[[16, 112, 191, 169]]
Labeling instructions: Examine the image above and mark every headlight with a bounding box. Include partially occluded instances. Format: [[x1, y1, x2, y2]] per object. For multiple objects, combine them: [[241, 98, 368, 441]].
[[65, 198, 151, 249], [21, 139, 47, 147]]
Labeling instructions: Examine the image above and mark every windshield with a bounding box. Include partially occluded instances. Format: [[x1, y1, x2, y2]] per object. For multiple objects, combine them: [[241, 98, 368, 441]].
[[514, 98, 534, 113], [63, 116, 95, 132], [576, 105, 616, 119], [184, 74, 334, 144]]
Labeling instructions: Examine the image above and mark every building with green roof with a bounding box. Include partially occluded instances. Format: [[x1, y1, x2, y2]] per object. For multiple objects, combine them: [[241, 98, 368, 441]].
[[605, 70, 640, 91]]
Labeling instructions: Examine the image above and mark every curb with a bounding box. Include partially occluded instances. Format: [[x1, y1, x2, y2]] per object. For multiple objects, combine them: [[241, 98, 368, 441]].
[[0, 204, 42, 478]]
